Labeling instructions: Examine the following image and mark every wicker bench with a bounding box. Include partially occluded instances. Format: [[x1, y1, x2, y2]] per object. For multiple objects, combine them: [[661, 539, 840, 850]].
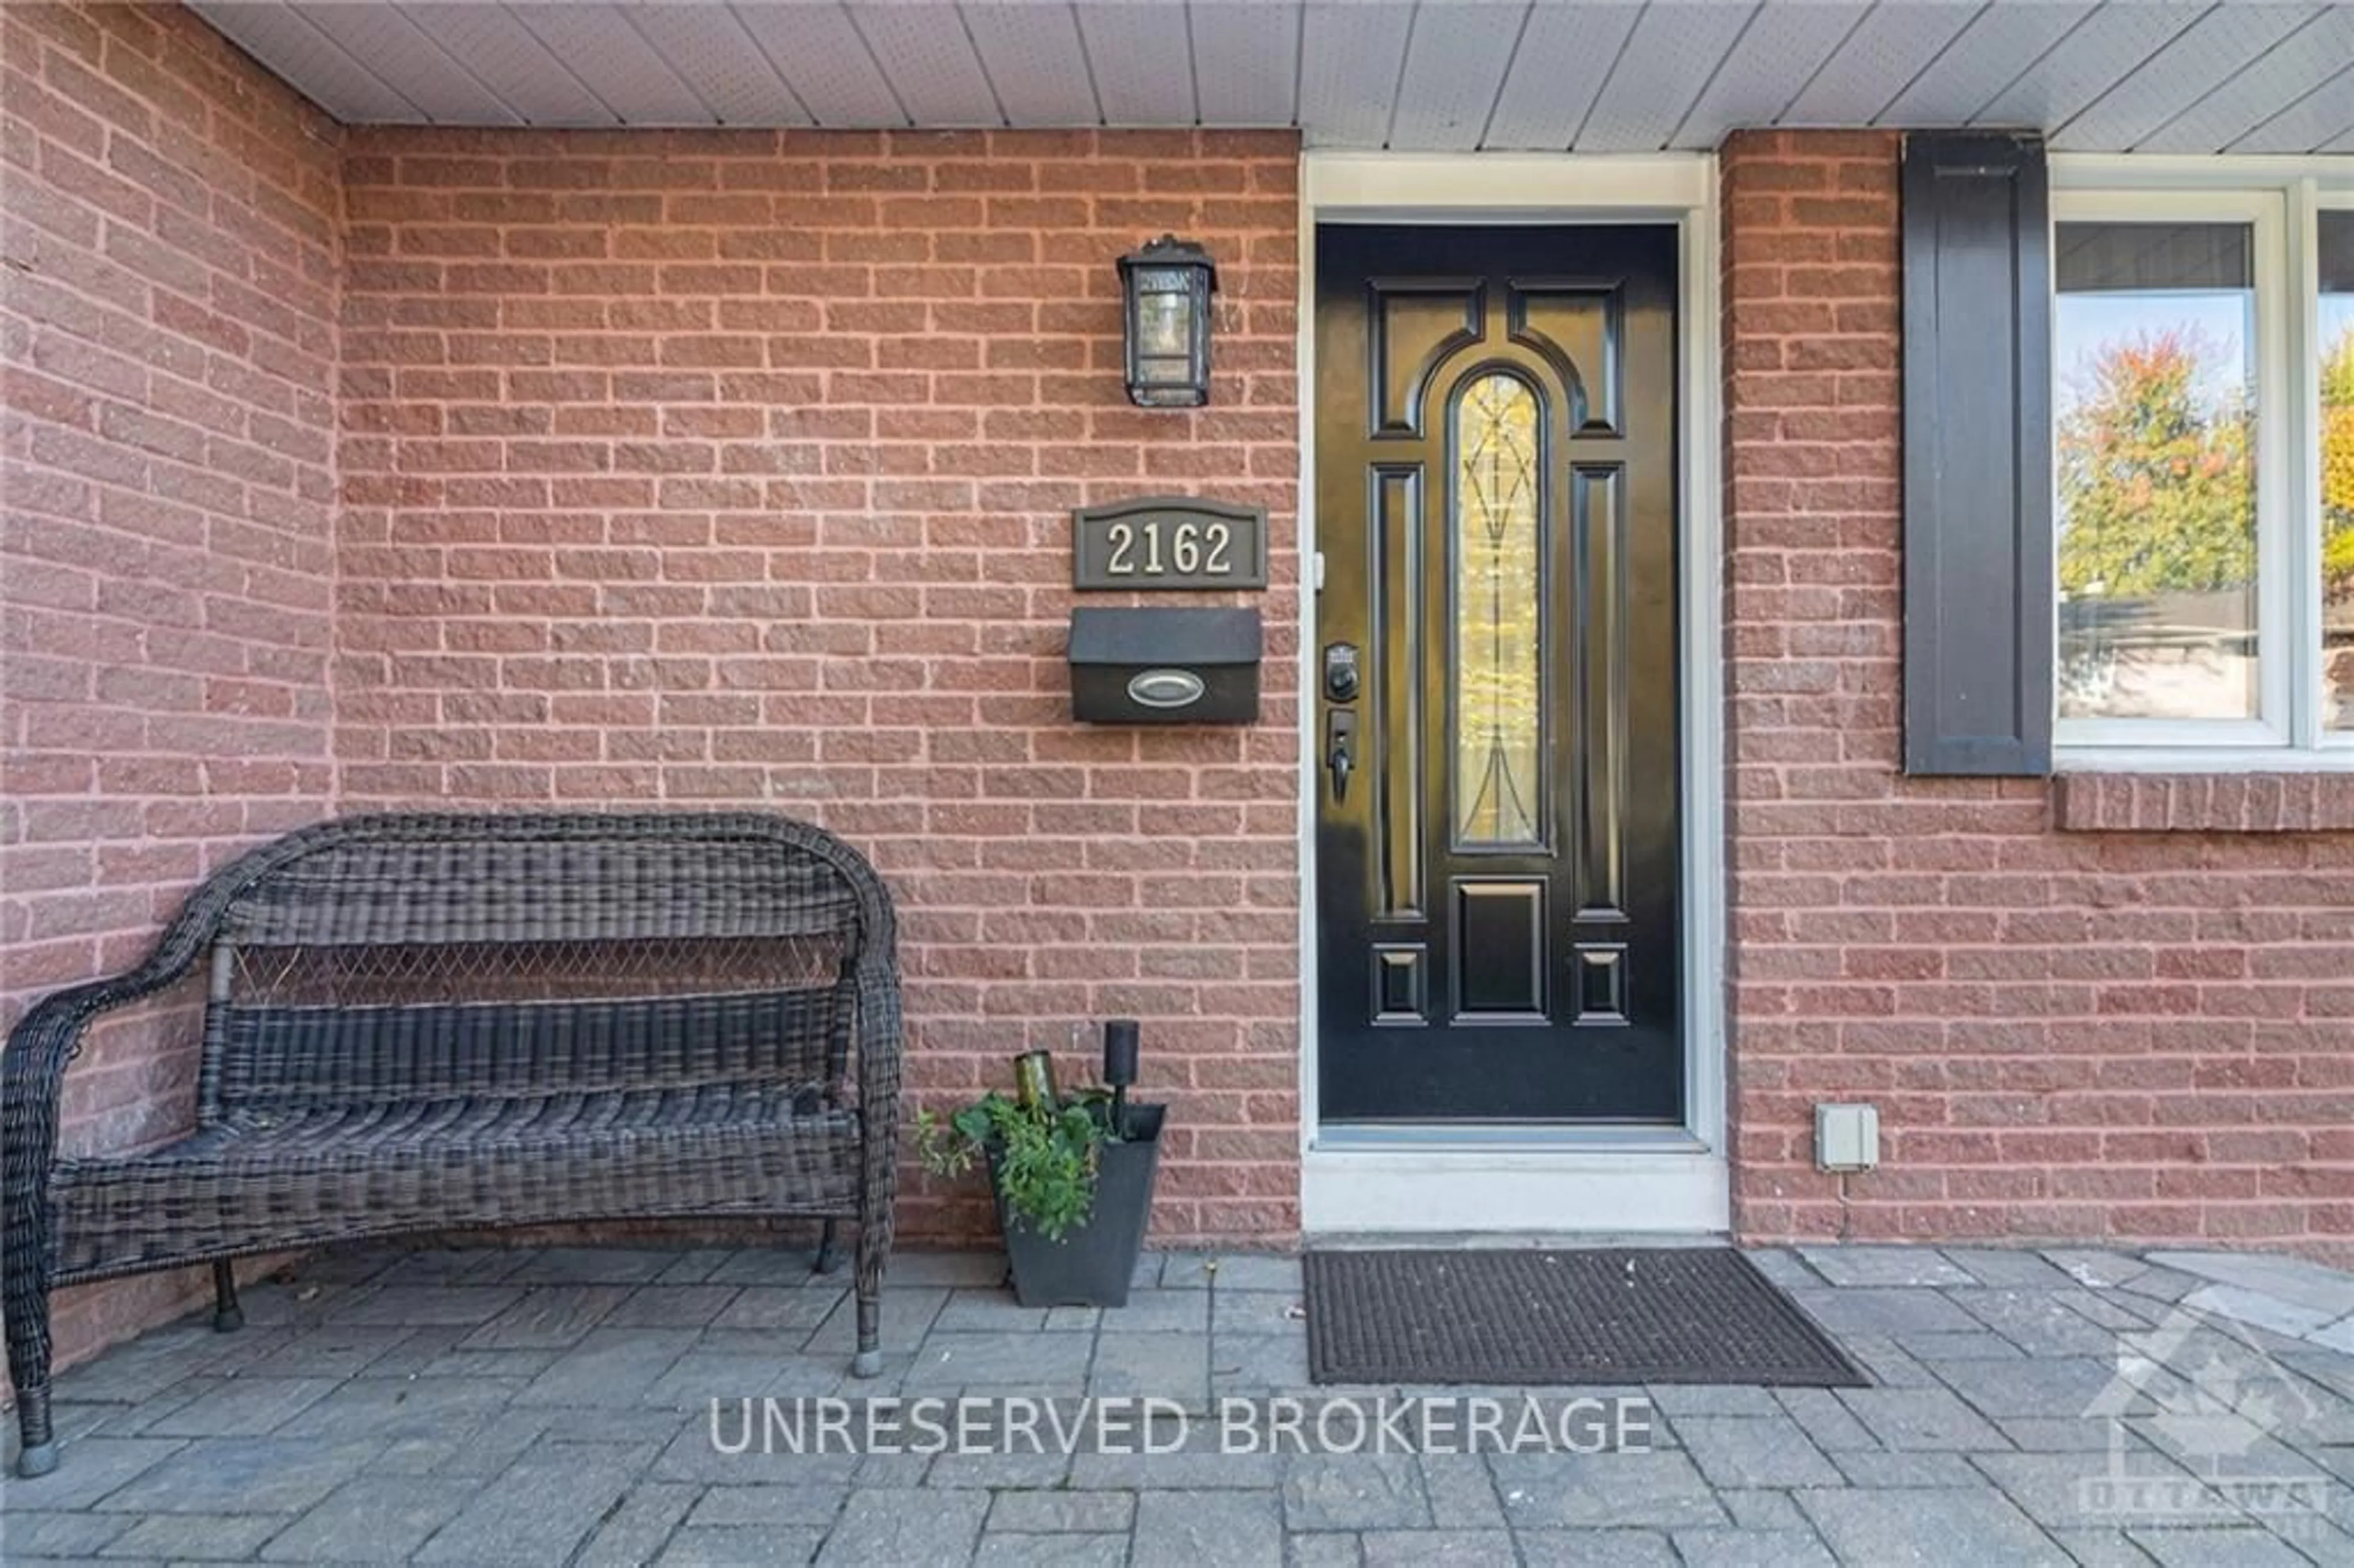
[[3, 812, 902, 1478]]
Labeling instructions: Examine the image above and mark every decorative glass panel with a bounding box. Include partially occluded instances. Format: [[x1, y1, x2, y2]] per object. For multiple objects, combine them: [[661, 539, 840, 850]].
[[2321, 212, 2354, 732], [1453, 373, 1542, 843], [2055, 221, 2259, 723]]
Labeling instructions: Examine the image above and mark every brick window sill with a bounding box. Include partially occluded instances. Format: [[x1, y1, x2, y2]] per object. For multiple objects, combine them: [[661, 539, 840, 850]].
[[2052, 771, 2354, 833]]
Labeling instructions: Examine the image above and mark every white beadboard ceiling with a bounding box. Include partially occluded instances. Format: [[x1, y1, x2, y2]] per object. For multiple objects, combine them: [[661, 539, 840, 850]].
[[190, 0, 2354, 154]]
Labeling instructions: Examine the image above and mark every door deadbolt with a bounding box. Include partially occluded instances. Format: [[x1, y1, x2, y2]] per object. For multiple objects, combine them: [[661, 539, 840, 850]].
[[1324, 643, 1361, 702]]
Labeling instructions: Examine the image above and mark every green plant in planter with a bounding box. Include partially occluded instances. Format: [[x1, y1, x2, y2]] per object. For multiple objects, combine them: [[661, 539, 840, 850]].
[[915, 1090, 1116, 1243]]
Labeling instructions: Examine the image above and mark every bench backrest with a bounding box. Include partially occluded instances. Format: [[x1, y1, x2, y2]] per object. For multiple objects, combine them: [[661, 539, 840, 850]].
[[189, 813, 895, 1117]]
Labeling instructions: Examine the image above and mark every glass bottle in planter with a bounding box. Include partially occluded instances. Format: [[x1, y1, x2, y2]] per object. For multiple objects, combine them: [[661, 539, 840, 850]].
[[1013, 1049, 1059, 1109]]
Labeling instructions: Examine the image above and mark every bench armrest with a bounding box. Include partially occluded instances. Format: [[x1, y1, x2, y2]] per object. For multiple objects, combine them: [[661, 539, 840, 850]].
[[5, 825, 326, 1183], [2, 935, 212, 1268], [851, 940, 902, 1254], [853, 951, 902, 1110]]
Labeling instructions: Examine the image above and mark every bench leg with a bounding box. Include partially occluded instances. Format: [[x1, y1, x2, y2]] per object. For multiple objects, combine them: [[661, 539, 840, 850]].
[[813, 1219, 845, 1276], [851, 1290, 882, 1379], [14, 1385, 55, 1478], [6, 1277, 56, 1477], [211, 1260, 243, 1333]]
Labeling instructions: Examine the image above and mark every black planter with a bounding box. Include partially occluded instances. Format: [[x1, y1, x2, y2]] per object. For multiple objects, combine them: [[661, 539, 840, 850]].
[[992, 1104, 1164, 1309]]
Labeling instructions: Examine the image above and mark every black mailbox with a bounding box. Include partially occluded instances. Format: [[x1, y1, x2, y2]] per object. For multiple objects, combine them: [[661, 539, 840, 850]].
[[1067, 606, 1261, 725]]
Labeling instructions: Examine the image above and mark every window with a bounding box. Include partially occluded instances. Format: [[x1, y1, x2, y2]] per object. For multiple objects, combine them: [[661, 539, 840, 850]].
[[2322, 210, 2353, 734], [2051, 180, 2353, 762]]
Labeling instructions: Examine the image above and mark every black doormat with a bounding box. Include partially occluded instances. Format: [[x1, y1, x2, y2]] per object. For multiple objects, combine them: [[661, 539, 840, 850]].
[[1303, 1247, 1870, 1387]]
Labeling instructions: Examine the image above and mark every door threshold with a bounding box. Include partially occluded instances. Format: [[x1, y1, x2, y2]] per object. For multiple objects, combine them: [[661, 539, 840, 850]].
[[1308, 1230, 1732, 1250], [1301, 1142, 1728, 1236], [1313, 1123, 1707, 1154]]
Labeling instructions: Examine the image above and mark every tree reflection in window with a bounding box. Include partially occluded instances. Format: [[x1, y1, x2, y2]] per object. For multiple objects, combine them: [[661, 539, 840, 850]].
[[2055, 221, 2258, 722], [1454, 372, 1542, 844]]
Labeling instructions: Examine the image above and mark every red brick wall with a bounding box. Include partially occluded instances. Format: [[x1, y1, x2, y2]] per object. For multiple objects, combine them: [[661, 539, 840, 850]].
[[332, 127, 1304, 1246], [1721, 130, 2354, 1260], [1, 1, 341, 1366]]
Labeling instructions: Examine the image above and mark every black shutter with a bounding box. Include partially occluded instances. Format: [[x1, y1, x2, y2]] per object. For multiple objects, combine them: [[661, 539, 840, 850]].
[[1900, 132, 2052, 777]]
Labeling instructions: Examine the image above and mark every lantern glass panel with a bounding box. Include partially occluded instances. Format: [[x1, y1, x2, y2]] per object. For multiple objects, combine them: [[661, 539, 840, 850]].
[[1135, 280, 1192, 358], [1133, 363, 1190, 403]]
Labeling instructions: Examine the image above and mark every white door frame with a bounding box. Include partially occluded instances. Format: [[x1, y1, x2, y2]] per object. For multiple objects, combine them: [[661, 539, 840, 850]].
[[1295, 152, 1730, 1236]]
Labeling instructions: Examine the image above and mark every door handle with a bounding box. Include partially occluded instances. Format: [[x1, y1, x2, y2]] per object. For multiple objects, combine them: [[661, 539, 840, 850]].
[[1326, 710, 1357, 803]]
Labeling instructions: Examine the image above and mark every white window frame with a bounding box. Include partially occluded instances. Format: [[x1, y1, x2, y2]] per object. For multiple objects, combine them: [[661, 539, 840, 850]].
[[2312, 185, 2354, 755], [2048, 158, 2354, 771]]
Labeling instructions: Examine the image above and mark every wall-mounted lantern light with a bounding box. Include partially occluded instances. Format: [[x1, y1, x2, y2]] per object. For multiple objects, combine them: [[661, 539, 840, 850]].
[[1118, 235, 1217, 408]]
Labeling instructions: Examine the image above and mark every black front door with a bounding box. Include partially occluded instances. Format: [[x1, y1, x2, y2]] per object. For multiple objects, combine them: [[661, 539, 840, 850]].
[[1314, 224, 1682, 1124]]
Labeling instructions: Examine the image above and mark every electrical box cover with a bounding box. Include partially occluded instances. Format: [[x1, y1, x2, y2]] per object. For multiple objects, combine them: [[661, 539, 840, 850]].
[[1815, 1103, 1881, 1173]]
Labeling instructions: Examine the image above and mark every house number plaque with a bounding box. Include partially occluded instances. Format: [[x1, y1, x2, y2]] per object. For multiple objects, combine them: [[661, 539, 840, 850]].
[[1072, 497, 1268, 592]]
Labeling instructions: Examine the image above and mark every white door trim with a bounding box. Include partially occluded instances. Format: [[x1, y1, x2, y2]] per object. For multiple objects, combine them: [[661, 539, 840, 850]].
[[1294, 150, 1729, 1237]]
